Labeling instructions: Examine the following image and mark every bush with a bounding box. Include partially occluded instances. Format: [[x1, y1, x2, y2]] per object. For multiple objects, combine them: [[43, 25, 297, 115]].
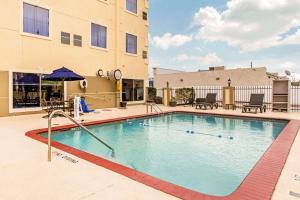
[[154, 96, 163, 104], [175, 88, 194, 104], [147, 87, 157, 101]]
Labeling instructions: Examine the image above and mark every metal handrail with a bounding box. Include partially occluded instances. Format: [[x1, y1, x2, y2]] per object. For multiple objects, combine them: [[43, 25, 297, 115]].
[[146, 102, 164, 114], [48, 110, 115, 161], [152, 104, 164, 114]]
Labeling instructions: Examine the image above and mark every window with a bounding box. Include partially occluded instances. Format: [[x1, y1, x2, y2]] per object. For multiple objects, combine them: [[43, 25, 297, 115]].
[[13, 72, 40, 108], [142, 12, 148, 20], [23, 3, 49, 37], [61, 32, 70, 45], [126, 0, 137, 14], [12, 72, 64, 109], [122, 79, 144, 101], [73, 34, 82, 47], [91, 23, 107, 48], [126, 33, 137, 54]]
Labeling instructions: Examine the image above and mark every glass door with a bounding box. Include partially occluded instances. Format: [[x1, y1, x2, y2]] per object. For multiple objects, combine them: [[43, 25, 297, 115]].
[[122, 79, 144, 102]]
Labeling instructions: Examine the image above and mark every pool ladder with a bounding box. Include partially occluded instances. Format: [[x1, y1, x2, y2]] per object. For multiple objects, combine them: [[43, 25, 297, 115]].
[[146, 103, 164, 114], [47, 110, 115, 162]]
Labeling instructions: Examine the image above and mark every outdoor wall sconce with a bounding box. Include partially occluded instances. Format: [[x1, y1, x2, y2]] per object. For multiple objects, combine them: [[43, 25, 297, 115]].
[[228, 78, 232, 87], [107, 69, 122, 81], [97, 69, 104, 77]]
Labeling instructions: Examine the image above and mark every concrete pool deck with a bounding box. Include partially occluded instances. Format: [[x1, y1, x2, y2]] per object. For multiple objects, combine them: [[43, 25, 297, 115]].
[[0, 105, 300, 200]]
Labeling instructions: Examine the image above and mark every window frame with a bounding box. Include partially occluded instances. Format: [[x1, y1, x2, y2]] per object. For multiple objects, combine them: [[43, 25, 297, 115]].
[[21, 1, 52, 40], [90, 22, 108, 50], [126, 33, 138, 55], [8, 69, 67, 113], [126, 0, 138, 15], [122, 79, 144, 102]]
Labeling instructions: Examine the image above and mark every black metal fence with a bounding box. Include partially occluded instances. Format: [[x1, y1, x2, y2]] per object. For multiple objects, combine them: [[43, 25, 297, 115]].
[[234, 86, 272, 110], [154, 85, 300, 112], [291, 86, 300, 112]]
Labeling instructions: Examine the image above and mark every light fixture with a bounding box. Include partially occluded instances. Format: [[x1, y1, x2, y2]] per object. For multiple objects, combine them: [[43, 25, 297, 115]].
[[107, 69, 122, 81], [97, 69, 104, 77], [228, 78, 231, 87]]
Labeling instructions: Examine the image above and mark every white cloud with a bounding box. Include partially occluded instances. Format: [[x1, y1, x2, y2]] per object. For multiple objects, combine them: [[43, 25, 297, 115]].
[[279, 61, 300, 80], [280, 61, 297, 70], [152, 33, 193, 50], [174, 53, 223, 66], [193, 0, 300, 51]]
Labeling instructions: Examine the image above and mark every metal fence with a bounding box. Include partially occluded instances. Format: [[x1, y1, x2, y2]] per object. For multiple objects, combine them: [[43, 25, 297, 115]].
[[234, 86, 272, 110], [155, 85, 300, 112], [291, 86, 300, 112]]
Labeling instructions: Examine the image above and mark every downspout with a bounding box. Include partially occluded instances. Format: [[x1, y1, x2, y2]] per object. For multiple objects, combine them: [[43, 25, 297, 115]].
[[114, 0, 121, 107]]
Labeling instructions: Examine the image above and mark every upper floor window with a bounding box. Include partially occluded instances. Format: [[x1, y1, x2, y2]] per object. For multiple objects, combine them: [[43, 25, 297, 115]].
[[91, 23, 107, 48], [126, 33, 137, 54], [23, 3, 49, 37], [126, 0, 137, 14]]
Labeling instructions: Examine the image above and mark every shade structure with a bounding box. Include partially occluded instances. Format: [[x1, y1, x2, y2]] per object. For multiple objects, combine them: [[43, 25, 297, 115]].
[[43, 67, 84, 81]]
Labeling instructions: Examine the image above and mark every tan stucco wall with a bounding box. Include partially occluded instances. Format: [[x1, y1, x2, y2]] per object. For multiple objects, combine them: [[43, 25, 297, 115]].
[[0, 0, 148, 79], [154, 67, 273, 88], [0, 0, 148, 116], [67, 77, 119, 109], [0, 71, 9, 117]]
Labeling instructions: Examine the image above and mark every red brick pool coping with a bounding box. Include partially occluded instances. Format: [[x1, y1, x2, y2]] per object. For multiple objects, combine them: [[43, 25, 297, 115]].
[[25, 111, 300, 200]]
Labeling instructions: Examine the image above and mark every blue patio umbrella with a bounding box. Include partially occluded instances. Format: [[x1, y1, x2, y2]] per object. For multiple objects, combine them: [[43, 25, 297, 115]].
[[43, 67, 85, 100], [17, 73, 40, 84], [43, 67, 84, 81]]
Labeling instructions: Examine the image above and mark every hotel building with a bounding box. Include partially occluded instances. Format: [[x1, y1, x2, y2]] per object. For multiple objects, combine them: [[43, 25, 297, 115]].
[[0, 0, 149, 116]]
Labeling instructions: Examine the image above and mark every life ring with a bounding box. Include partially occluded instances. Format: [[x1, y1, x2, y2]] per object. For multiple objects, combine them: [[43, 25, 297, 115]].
[[80, 79, 88, 89], [97, 69, 104, 77]]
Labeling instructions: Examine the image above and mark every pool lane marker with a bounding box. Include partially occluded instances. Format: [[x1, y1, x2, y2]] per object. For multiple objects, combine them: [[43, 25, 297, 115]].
[[142, 123, 234, 140]]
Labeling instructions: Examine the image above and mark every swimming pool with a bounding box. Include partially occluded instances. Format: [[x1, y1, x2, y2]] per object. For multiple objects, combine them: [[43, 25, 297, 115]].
[[26, 112, 299, 200]]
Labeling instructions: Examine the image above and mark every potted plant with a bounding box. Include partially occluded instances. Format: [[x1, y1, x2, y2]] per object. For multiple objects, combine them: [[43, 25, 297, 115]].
[[169, 97, 177, 107], [120, 101, 127, 108]]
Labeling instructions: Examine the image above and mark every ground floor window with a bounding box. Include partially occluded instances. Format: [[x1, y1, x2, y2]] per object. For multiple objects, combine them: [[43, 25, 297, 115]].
[[122, 79, 144, 102], [12, 72, 64, 109]]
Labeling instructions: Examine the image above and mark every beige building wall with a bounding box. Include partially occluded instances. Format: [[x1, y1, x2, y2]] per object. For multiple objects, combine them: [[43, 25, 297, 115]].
[[0, 0, 149, 116], [0, 71, 9, 117], [67, 77, 118, 109], [153, 67, 273, 88]]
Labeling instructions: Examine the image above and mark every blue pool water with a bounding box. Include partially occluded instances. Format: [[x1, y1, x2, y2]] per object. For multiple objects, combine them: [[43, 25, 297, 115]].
[[45, 113, 287, 196]]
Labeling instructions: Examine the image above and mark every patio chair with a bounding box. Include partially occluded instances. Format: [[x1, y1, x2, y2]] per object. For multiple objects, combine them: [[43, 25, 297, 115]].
[[41, 99, 53, 118], [66, 98, 74, 115], [80, 97, 94, 113], [195, 93, 218, 110], [242, 94, 266, 114]]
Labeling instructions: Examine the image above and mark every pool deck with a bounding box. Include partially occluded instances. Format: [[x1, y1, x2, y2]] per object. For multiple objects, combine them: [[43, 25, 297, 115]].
[[1, 105, 300, 200]]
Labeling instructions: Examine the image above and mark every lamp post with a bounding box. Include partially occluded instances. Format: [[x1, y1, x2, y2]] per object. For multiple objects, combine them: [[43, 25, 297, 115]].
[[228, 78, 231, 87]]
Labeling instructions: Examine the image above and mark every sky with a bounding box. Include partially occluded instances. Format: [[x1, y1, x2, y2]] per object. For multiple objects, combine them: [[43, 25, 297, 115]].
[[148, 0, 300, 80]]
